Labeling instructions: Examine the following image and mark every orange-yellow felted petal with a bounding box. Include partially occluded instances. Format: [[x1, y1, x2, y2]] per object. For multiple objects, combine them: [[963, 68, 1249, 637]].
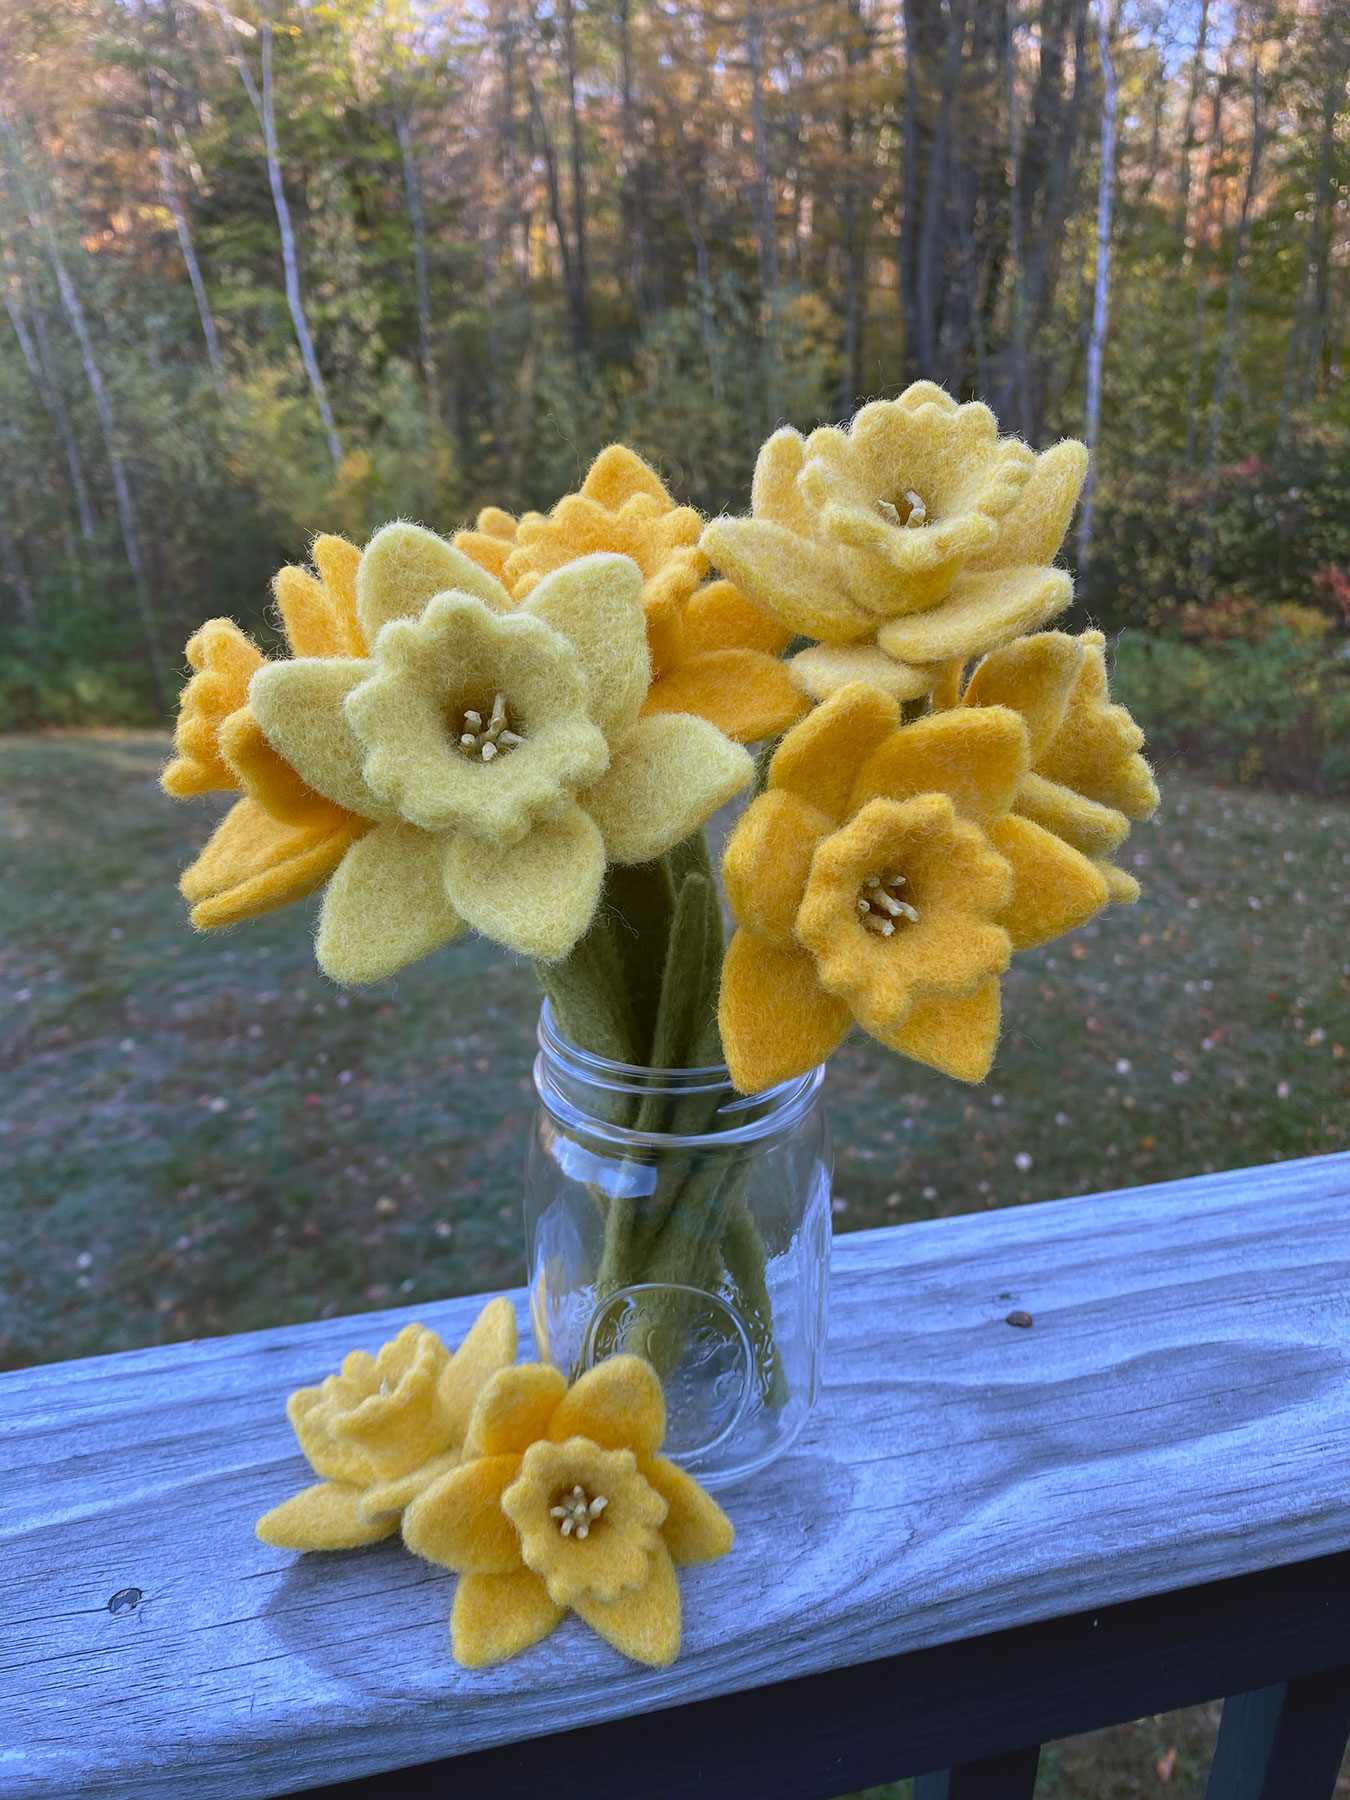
[[1095, 860, 1142, 904], [571, 1540, 682, 1668], [218, 707, 344, 828], [641, 1455, 734, 1565], [702, 515, 871, 643], [796, 796, 1012, 1043], [722, 788, 833, 950], [987, 814, 1108, 951], [466, 1363, 570, 1457], [311, 534, 363, 642], [969, 439, 1088, 572], [768, 681, 902, 823], [719, 929, 850, 1094], [546, 1355, 666, 1455], [180, 800, 366, 929], [437, 1296, 519, 1443], [581, 444, 675, 511], [681, 579, 791, 657], [503, 1437, 666, 1608], [256, 1480, 398, 1551], [401, 1455, 524, 1574], [274, 538, 364, 659], [162, 618, 266, 797], [887, 977, 1002, 1082], [1013, 772, 1131, 859], [961, 632, 1084, 757], [645, 650, 809, 743], [1036, 631, 1160, 820], [450, 1569, 566, 1667], [848, 706, 1029, 831], [876, 565, 1072, 665]]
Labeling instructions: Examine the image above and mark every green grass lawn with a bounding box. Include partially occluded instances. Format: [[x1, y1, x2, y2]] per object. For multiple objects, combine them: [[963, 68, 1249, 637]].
[[3, 730, 1348, 1799]]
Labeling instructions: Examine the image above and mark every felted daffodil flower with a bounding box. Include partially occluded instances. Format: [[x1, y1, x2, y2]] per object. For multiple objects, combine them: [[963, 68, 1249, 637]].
[[457, 447, 804, 743], [163, 537, 372, 928], [950, 629, 1159, 901], [249, 525, 752, 980], [256, 1300, 517, 1552], [702, 383, 1088, 702], [719, 682, 1111, 1092], [402, 1355, 733, 1668]]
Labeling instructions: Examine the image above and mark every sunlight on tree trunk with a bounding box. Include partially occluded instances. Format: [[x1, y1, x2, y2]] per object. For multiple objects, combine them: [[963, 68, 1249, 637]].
[[1077, 1, 1117, 578]]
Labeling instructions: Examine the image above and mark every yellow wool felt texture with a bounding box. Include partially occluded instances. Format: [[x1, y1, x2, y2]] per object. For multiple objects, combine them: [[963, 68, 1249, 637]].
[[255, 1301, 517, 1555], [356, 521, 512, 640], [179, 800, 367, 930], [401, 1355, 732, 1669], [717, 929, 850, 1094], [316, 823, 466, 986], [722, 789, 834, 949], [1036, 631, 1160, 821], [218, 707, 339, 828], [581, 714, 753, 865], [644, 647, 810, 743], [888, 978, 1003, 1083], [162, 619, 265, 798]]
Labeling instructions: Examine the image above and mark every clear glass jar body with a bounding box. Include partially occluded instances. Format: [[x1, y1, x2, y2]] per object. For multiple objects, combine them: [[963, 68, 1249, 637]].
[[524, 1004, 832, 1489]]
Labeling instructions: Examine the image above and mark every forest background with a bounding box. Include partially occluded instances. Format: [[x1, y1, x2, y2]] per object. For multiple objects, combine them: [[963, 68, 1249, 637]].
[[1, 0, 1349, 787]]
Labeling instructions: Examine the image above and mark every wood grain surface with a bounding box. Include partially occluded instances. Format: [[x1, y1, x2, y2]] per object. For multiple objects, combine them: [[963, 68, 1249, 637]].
[[3, 1153, 1348, 1800]]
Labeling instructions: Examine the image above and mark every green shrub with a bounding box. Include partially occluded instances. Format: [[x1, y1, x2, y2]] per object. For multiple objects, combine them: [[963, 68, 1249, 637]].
[[1111, 628, 1350, 795]]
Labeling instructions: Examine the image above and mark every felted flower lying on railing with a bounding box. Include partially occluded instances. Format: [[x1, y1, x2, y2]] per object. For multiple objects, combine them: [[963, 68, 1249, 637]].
[[247, 525, 751, 979], [163, 537, 372, 928], [702, 384, 1086, 702], [718, 681, 1111, 1092], [945, 628, 1159, 901], [402, 1354, 732, 1668], [455, 446, 806, 743], [255, 1300, 517, 1551]]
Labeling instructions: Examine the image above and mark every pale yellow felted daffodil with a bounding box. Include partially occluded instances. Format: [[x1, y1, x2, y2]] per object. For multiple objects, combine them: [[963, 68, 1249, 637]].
[[703, 384, 1088, 703], [255, 1301, 518, 1552], [719, 682, 1112, 1092], [164, 537, 373, 929], [248, 524, 752, 980], [951, 629, 1159, 902], [402, 1355, 732, 1668]]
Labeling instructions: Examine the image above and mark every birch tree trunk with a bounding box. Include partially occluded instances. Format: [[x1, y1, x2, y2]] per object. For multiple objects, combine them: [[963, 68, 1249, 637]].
[[560, 0, 592, 351], [1278, 44, 1348, 436], [1076, 0, 1116, 576], [0, 506, 37, 625], [215, 6, 342, 465], [146, 65, 223, 381], [0, 235, 97, 539]]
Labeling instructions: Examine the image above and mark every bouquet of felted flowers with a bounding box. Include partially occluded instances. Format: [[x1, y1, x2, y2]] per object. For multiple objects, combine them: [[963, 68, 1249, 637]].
[[166, 383, 1157, 1469]]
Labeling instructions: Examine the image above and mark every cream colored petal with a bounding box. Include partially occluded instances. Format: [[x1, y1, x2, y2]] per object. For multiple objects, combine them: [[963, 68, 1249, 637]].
[[356, 522, 512, 641], [701, 517, 872, 643], [255, 1481, 397, 1551], [581, 713, 752, 865], [572, 1541, 682, 1667], [970, 440, 1089, 571], [451, 1569, 566, 1667], [788, 642, 937, 705], [520, 553, 650, 743], [877, 566, 1072, 665], [315, 823, 466, 984], [750, 427, 814, 534], [444, 804, 605, 961], [248, 658, 390, 820]]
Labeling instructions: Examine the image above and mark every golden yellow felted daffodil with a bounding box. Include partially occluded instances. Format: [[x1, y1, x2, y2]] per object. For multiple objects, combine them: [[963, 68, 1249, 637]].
[[702, 384, 1088, 703], [719, 681, 1112, 1092], [641, 576, 810, 743], [255, 1300, 518, 1552], [951, 629, 1159, 902], [164, 537, 373, 929], [450, 505, 545, 585], [248, 524, 752, 980], [402, 1354, 732, 1668]]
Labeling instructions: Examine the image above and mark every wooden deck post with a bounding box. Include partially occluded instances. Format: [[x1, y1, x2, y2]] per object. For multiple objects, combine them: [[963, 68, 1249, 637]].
[[914, 1744, 1041, 1798], [1205, 1668, 1350, 1800]]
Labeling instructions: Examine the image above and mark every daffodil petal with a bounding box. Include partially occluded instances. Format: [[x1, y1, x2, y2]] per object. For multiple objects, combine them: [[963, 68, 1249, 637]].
[[249, 657, 390, 820], [356, 1448, 463, 1522], [582, 714, 752, 865], [723, 789, 833, 949], [1014, 771, 1131, 858], [962, 632, 1084, 757], [444, 804, 605, 961], [644, 650, 809, 744], [886, 977, 1003, 1082], [465, 1363, 570, 1457], [788, 643, 936, 705], [256, 1481, 397, 1551], [546, 1354, 666, 1454], [768, 681, 902, 823], [356, 522, 512, 642], [572, 1540, 682, 1667], [450, 1569, 566, 1667], [719, 929, 850, 1095], [181, 799, 364, 928], [315, 823, 465, 984], [401, 1455, 523, 1574], [750, 427, 815, 534], [437, 1296, 519, 1443], [702, 516, 871, 643], [848, 707, 1030, 830], [988, 814, 1108, 951], [641, 1455, 734, 1564], [877, 566, 1072, 664], [1095, 860, 1142, 904], [969, 439, 1088, 571], [581, 444, 674, 510], [521, 553, 649, 743]]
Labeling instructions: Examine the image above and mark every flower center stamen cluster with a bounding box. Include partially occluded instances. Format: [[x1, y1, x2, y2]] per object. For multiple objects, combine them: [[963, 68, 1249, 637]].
[[456, 692, 523, 763], [550, 1483, 608, 1539], [858, 872, 919, 937], [876, 491, 928, 529]]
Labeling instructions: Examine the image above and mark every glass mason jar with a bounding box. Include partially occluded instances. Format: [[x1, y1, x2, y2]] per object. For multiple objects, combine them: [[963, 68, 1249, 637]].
[[524, 1003, 832, 1489]]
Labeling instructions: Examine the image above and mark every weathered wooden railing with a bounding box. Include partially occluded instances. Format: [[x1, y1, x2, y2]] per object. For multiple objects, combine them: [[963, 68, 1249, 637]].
[[5, 1152, 1350, 1799]]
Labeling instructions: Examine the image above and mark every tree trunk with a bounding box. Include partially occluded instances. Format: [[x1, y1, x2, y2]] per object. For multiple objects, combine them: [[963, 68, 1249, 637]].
[[1172, 0, 1210, 242], [0, 506, 36, 625], [616, 0, 649, 334], [559, 0, 591, 351], [391, 74, 441, 427], [1183, 75, 1224, 468], [0, 236, 97, 540], [526, 66, 584, 358], [744, 0, 780, 302], [839, 0, 869, 413], [1278, 44, 1349, 433], [147, 64, 223, 380], [1076, 0, 1116, 577]]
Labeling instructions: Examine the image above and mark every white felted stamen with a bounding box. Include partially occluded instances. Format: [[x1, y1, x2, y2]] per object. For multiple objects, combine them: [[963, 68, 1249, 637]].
[[550, 1484, 609, 1540], [455, 692, 523, 763], [858, 871, 919, 937]]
